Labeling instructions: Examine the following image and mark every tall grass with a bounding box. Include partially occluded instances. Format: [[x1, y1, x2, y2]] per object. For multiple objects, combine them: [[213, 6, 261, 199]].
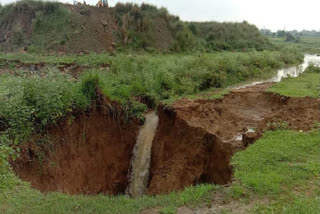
[[0, 69, 89, 145], [89, 50, 302, 105], [0, 50, 303, 147]]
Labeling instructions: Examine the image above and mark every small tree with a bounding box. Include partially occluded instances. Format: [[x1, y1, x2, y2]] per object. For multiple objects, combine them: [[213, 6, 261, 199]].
[[285, 33, 295, 42]]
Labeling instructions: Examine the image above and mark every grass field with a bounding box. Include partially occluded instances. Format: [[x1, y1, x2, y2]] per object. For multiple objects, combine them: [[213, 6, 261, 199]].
[[270, 36, 320, 54], [268, 65, 320, 97]]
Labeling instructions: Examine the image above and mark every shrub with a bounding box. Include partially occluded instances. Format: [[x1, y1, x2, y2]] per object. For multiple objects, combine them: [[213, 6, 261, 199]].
[[172, 28, 199, 52], [0, 69, 88, 143]]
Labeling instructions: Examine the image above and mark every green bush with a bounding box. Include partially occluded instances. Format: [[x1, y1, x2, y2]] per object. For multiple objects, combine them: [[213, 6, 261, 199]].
[[172, 28, 199, 52], [0, 50, 303, 145], [0, 69, 89, 144], [305, 64, 320, 73]]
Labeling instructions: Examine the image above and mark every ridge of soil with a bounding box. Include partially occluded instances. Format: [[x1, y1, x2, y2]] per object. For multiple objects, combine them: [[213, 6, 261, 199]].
[[12, 83, 320, 195], [0, 59, 110, 77], [0, 3, 174, 53], [0, 3, 118, 54]]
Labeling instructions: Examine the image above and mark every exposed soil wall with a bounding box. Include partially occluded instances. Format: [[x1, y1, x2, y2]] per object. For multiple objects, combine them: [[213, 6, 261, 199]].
[[148, 84, 320, 194], [13, 105, 139, 195], [148, 108, 242, 195], [12, 83, 320, 196]]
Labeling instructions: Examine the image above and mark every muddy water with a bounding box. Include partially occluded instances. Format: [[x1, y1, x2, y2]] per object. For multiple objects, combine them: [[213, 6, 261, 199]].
[[235, 54, 320, 89], [127, 111, 159, 198]]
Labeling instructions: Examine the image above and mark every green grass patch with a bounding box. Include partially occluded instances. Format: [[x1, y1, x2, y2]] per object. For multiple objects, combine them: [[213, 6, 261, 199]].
[[270, 36, 320, 54], [0, 69, 90, 145], [232, 130, 319, 196], [268, 65, 320, 97], [253, 192, 320, 214], [0, 172, 214, 214]]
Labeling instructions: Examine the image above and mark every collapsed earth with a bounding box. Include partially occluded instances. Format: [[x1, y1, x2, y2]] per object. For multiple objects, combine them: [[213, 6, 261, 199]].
[[0, 1, 319, 214]]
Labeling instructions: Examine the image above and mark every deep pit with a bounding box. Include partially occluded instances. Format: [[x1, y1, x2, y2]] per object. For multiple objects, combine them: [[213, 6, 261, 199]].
[[12, 84, 320, 196]]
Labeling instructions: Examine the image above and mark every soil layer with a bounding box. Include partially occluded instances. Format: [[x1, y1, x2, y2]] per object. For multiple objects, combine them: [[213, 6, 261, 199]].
[[12, 83, 320, 195], [13, 104, 139, 195], [148, 83, 320, 194]]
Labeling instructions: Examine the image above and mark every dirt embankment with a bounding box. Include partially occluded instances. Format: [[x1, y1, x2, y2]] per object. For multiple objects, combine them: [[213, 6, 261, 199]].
[[148, 83, 320, 194], [0, 2, 175, 54], [12, 83, 320, 195], [13, 103, 139, 195], [0, 2, 118, 54]]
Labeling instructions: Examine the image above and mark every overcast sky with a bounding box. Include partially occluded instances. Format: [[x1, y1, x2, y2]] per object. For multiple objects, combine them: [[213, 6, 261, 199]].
[[1, 0, 319, 31]]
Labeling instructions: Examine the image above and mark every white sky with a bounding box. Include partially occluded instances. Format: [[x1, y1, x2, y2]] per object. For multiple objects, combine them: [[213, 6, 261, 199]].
[[1, 0, 319, 31]]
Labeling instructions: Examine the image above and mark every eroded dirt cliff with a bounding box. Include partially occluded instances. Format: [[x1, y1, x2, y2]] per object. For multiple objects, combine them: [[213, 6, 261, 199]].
[[12, 83, 320, 195]]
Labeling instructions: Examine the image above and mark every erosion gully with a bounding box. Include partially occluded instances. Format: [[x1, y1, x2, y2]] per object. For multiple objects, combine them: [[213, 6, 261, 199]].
[[13, 55, 320, 196]]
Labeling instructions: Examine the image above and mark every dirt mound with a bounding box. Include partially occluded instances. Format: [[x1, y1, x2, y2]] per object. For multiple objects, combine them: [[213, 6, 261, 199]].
[[0, 2, 174, 54], [13, 104, 139, 195], [0, 2, 117, 53], [62, 5, 117, 54], [12, 83, 320, 196], [148, 84, 320, 194], [0, 2, 35, 51]]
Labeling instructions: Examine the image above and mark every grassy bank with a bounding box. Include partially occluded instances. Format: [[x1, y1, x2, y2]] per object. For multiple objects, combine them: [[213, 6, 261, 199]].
[[231, 130, 320, 214], [268, 64, 320, 97], [0, 50, 303, 146], [270, 36, 320, 54]]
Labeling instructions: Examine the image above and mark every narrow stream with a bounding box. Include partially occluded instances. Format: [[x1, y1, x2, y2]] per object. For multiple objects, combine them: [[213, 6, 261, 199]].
[[127, 111, 159, 198], [235, 54, 320, 89]]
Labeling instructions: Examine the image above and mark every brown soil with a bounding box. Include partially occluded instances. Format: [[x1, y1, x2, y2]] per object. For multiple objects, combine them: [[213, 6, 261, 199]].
[[0, 2, 35, 50], [148, 83, 320, 194], [0, 2, 117, 54], [12, 83, 320, 196], [13, 103, 139, 195], [61, 5, 117, 54], [0, 3, 174, 54]]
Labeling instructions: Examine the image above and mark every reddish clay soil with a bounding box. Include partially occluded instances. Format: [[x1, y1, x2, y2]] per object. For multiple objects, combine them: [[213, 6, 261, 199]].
[[13, 104, 139, 195], [148, 83, 320, 194], [12, 83, 320, 195]]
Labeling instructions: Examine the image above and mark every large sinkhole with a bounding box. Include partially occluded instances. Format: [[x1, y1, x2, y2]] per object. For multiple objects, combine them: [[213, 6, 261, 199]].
[[12, 90, 320, 196]]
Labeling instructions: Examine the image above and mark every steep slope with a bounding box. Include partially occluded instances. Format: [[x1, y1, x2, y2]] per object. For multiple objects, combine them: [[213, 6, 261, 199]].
[[0, 0, 270, 54]]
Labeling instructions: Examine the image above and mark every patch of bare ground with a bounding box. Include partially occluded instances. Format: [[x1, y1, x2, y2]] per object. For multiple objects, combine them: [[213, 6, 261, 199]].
[[13, 99, 140, 195], [12, 83, 320, 196], [148, 83, 320, 194]]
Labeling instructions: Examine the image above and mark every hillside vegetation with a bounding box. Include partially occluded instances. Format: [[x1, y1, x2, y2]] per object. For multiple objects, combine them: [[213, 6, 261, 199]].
[[0, 0, 272, 53], [0, 50, 303, 148]]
